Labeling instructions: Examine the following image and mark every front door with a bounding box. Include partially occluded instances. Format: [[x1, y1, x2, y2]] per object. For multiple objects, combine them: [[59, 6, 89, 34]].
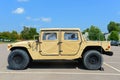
[[40, 31, 59, 55], [60, 31, 81, 55]]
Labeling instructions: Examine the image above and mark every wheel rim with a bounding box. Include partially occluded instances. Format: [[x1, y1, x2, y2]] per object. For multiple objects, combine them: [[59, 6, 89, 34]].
[[88, 55, 99, 65], [13, 55, 23, 64]]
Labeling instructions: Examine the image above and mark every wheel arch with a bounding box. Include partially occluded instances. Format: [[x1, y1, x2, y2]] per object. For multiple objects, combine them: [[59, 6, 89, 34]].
[[82, 46, 105, 57], [10, 47, 32, 60]]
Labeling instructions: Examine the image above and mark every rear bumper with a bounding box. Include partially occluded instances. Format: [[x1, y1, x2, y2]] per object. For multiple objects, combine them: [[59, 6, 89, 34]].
[[104, 51, 113, 56]]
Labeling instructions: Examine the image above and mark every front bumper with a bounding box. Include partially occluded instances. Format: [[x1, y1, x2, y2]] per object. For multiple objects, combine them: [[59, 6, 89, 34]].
[[104, 51, 113, 56]]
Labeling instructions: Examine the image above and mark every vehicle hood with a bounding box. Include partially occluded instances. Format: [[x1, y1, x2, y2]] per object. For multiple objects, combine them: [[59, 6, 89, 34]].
[[8, 40, 35, 50]]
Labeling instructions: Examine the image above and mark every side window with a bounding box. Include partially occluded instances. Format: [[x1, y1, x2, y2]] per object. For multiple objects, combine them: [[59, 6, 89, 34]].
[[43, 33, 57, 40], [64, 33, 78, 40]]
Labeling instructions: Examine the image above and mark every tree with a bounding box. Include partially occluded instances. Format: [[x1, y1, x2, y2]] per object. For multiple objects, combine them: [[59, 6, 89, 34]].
[[0, 31, 20, 42], [21, 26, 38, 40], [88, 25, 104, 41], [29, 27, 38, 39], [11, 30, 19, 41], [107, 21, 120, 33], [108, 31, 119, 41], [21, 27, 30, 40], [0, 32, 2, 38], [1, 31, 11, 39], [82, 28, 89, 34]]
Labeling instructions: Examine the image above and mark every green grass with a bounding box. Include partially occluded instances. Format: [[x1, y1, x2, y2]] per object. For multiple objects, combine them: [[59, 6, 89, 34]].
[[0, 42, 4, 44]]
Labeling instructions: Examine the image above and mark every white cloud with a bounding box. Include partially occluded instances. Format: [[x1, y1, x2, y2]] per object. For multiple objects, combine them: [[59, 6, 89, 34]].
[[17, 0, 29, 2], [26, 16, 40, 21], [41, 17, 52, 22], [26, 16, 52, 22], [12, 7, 25, 14], [26, 16, 31, 20], [33, 18, 41, 21]]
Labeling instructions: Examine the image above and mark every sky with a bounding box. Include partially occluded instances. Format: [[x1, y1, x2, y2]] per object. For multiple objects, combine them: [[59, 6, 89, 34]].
[[0, 0, 120, 33]]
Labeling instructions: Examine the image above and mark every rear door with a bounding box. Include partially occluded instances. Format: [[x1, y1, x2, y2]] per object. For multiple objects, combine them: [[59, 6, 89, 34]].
[[60, 31, 81, 55]]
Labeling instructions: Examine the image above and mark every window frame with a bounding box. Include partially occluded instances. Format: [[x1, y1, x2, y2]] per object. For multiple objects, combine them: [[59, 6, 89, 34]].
[[42, 32, 57, 41], [64, 32, 79, 41]]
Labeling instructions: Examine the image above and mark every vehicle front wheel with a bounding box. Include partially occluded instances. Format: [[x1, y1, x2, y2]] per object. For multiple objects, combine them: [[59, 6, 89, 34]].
[[83, 50, 103, 70], [8, 49, 30, 70]]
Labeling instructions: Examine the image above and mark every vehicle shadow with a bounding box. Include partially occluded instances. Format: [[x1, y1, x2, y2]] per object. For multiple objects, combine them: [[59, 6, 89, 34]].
[[7, 60, 104, 70], [28, 60, 86, 70]]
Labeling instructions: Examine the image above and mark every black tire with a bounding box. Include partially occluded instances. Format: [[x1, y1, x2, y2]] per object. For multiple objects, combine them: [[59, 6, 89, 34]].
[[83, 50, 103, 70], [8, 49, 30, 70]]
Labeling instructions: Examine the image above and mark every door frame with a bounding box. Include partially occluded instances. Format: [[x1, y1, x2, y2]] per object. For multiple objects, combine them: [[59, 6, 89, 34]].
[[39, 31, 60, 56], [60, 31, 81, 56]]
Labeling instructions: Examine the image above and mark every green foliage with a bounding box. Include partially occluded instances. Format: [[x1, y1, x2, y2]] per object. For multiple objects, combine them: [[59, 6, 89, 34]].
[[0, 32, 11, 39], [11, 30, 19, 41], [88, 25, 104, 41], [0, 26, 38, 41], [82, 28, 89, 34], [21, 26, 38, 40], [107, 21, 120, 33], [108, 31, 119, 41], [0, 31, 20, 42]]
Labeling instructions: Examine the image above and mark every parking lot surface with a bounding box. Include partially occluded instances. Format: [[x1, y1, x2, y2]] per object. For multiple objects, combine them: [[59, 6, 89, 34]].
[[0, 44, 120, 80]]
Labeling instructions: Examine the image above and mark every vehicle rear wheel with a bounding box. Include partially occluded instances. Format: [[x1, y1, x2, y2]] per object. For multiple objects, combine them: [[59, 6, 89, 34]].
[[83, 50, 103, 70], [8, 49, 30, 70]]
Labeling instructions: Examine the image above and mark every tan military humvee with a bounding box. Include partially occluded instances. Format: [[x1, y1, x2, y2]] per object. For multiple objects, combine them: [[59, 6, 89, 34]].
[[7, 28, 113, 70]]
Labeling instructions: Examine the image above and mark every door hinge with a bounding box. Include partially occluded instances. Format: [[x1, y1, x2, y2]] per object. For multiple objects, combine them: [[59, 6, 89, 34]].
[[59, 50, 63, 52], [39, 50, 42, 52]]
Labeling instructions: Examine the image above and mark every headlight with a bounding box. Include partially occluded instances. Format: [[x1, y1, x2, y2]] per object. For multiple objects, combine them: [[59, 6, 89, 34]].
[[8, 44, 12, 49]]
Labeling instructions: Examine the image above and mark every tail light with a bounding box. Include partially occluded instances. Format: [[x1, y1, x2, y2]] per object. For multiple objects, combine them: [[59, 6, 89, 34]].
[[106, 45, 110, 50]]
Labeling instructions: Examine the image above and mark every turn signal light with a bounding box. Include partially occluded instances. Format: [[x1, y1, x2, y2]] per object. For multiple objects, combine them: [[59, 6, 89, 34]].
[[8, 45, 12, 49]]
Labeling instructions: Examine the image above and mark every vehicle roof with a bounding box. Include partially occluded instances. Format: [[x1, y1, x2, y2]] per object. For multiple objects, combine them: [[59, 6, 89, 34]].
[[40, 28, 80, 31]]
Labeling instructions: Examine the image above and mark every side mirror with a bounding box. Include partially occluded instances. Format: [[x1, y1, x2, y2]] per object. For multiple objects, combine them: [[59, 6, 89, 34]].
[[34, 35, 39, 42]]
